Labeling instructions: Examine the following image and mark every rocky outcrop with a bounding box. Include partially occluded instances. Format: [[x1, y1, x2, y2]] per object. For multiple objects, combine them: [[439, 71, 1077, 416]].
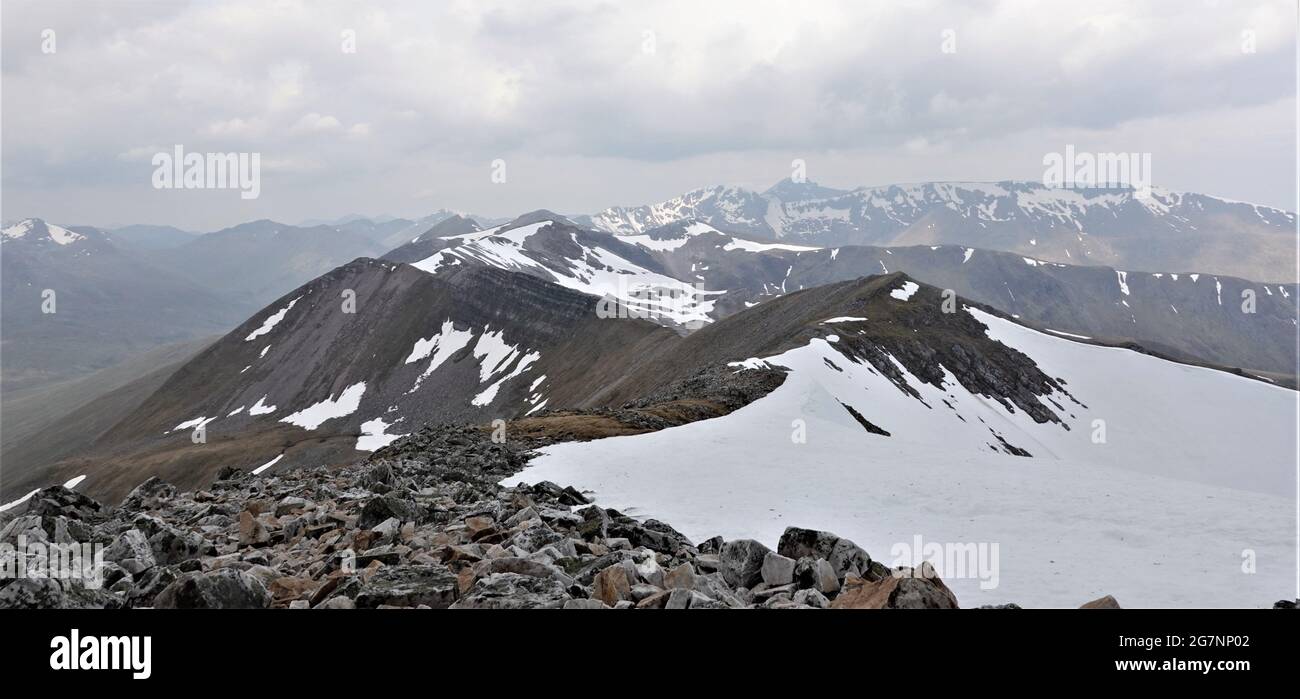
[[0, 424, 971, 610]]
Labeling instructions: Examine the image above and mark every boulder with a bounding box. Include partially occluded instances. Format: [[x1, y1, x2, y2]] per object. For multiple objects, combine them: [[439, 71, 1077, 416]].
[[564, 598, 609, 609], [793, 588, 830, 609], [664, 563, 696, 590], [777, 527, 840, 562], [761, 552, 796, 586], [358, 494, 419, 529], [238, 511, 270, 547], [103, 529, 156, 575], [591, 563, 634, 606], [153, 569, 271, 609], [451, 573, 570, 609], [355, 565, 459, 609], [813, 558, 840, 595], [831, 567, 959, 609], [719, 539, 771, 589], [1079, 595, 1121, 609], [0, 578, 124, 609], [134, 514, 207, 564], [120, 477, 176, 511]]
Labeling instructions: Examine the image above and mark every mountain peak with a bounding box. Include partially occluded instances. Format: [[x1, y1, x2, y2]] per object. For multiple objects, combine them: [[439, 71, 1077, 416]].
[[1, 218, 88, 246], [763, 178, 851, 201], [507, 209, 574, 229]]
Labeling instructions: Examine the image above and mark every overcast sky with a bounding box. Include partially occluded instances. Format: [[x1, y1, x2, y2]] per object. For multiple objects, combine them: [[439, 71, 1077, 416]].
[[2, 0, 1295, 231]]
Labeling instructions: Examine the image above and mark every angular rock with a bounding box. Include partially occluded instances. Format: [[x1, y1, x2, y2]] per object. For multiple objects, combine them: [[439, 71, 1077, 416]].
[[564, 598, 609, 609], [153, 569, 271, 609], [355, 565, 459, 609], [591, 563, 634, 606], [103, 529, 156, 576], [719, 539, 771, 589], [778, 527, 840, 562], [793, 588, 831, 609], [358, 494, 418, 529], [121, 477, 176, 511], [813, 558, 840, 595], [761, 552, 796, 586], [451, 573, 570, 609], [831, 567, 959, 609], [1080, 595, 1121, 609]]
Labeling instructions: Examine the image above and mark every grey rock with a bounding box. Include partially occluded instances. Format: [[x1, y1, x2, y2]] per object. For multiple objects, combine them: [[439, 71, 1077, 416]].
[[814, 559, 840, 595], [761, 551, 796, 586], [778, 527, 840, 562], [793, 588, 830, 609], [153, 568, 270, 609], [104, 529, 156, 575], [452, 573, 570, 609], [355, 565, 458, 609], [563, 598, 609, 609], [720, 539, 771, 589]]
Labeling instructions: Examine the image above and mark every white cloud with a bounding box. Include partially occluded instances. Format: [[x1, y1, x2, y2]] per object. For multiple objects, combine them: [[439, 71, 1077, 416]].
[[1, 0, 1294, 230], [291, 112, 343, 133]]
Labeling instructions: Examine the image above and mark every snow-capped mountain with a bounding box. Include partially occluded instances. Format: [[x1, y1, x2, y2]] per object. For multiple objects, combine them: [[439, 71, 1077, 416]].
[[508, 273, 1297, 608], [583, 180, 1298, 282], [10, 263, 1294, 609], [3, 261, 678, 503], [393, 211, 736, 330], [2, 218, 93, 247], [386, 214, 1297, 377]]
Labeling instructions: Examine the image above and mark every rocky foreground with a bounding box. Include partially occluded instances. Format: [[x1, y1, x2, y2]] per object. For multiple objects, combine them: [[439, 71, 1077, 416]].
[[0, 424, 970, 610]]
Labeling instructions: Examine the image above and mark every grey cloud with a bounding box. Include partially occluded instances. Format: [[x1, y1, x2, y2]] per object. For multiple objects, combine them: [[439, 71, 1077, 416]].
[[1, 0, 1294, 229]]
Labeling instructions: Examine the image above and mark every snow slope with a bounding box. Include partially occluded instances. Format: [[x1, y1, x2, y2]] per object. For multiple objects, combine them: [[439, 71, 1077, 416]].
[[507, 309, 1296, 608], [412, 218, 721, 328]]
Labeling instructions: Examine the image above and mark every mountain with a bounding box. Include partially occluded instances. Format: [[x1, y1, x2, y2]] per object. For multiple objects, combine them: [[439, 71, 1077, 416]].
[[625, 221, 1300, 377], [106, 224, 200, 251], [506, 272, 1297, 608], [583, 180, 1298, 282], [329, 211, 511, 250], [11, 270, 1293, 610], [142, 219, 386, 308], [382, 214, 484, 263], [387, 215, 1298, 377], [2, 261, 679, 503], [0, 219, 245, 391], [392, 211, 723, 331]]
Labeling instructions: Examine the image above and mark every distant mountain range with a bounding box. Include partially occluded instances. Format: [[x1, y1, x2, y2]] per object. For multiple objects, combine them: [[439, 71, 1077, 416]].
[[581, 180, 1298, 282], [382, 212, 1296, 377], [5, 181, 1295, 507], [1, 219, 242, 392]]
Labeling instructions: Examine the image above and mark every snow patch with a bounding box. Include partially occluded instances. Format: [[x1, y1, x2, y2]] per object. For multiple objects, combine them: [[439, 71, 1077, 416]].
[[280, 382, 366, 430], [356, 418, 406, 451], [245, 297, 301, 342], [890, 281, 920, 301]]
